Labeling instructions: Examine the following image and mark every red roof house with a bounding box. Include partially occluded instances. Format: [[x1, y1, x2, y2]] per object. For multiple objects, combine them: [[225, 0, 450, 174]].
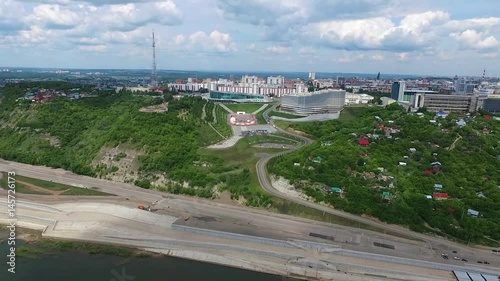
[[425, 170, 433, 175], [433, 192, 449, 200], [358, 139, 370, 147]]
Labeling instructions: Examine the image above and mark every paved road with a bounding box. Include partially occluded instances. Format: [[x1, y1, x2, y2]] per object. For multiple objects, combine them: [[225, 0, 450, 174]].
[[256, 103, 498, 261]]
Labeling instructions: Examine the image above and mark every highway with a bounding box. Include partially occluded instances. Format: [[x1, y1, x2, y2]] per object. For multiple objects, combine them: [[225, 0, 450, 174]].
[[1, 160, 500, 280]]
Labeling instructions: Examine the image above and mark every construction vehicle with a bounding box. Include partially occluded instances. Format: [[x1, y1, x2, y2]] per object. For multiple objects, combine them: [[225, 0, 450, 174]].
[[138, 205, 151, 211]]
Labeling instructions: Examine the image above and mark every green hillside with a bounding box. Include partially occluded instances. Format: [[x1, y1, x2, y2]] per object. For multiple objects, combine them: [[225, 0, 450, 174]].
[[0, 83, 271, 206], [269, 104, 500, 245]]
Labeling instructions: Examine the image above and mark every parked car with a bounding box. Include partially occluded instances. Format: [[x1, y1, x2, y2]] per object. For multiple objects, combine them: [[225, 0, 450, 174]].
[[453, 257, 460, 260], [461, 259, 468, 262]]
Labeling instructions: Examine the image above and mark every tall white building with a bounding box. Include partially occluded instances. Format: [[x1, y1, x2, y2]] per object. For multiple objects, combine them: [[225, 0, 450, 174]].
[[267, 75, 284, 87], [455, 78, 476, 95], [308, 72, 316, 80], [241, 75, 259, 84]]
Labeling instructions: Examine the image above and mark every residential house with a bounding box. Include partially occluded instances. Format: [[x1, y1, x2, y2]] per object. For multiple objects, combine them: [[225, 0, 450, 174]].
[[434, 184, 443, 190], [358, 139, 370, 147], [330, 187, 342, 193], [467, 209, 479, 217], [456, 119, 466, 128], [433, 192, 449, 200], [312, 156, 323, 163], [409, 148, 417, 153], [382, 191, 391, 200], [425, 195, 432, 199], [398, 162, 407, 167]]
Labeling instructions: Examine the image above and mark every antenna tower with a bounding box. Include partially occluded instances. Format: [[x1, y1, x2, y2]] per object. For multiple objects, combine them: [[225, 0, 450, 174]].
[[151, 30, 158, 88], [482, 69, 486, 81]]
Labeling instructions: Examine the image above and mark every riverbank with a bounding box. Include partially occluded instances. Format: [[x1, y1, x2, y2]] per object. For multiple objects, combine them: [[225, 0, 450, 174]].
[[0, 226, 289, 281]]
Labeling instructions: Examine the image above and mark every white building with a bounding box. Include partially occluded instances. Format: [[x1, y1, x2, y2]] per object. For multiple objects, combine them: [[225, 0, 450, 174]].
[[267, 75, 284, 87], [241, 75, 260, 84], [281, 89, 346, 115], [308, 72, 316, 80], [345, 93, 374, 104]]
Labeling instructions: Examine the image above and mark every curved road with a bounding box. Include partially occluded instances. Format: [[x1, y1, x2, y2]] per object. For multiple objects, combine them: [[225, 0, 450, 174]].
[[255, 104, 488, 255]]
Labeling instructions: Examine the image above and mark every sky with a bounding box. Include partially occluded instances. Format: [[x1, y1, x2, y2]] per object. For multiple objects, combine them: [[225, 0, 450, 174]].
[[1, 0, 500, 76]]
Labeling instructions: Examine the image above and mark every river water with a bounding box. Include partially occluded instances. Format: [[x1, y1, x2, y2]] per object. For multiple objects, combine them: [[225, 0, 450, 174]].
[[0, 230, 293, 281]]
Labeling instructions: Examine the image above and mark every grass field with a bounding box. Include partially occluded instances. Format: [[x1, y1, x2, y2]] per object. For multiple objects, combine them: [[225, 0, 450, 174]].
[[224, 103, 265, 114], [268, 110, 305, 119], [256, 104, 268, 124], [1, 172, 113, 196]]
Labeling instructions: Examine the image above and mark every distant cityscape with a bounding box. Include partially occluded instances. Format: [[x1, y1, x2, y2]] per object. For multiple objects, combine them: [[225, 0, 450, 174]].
[[1, 66, 500, 115]]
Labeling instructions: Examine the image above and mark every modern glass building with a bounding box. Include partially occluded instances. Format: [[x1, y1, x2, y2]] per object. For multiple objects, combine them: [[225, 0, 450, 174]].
[[483, 97, 500, 113], [208, 90, 270, 103], [281, 90, 345, 115]]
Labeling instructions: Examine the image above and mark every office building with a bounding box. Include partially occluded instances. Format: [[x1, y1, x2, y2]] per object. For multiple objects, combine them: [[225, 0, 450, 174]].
[[308, 72, 316, 80], [454, 78, 476, 94], [391, 81, 405, 101], [208, 90, 270, 103], [281, 90, 345, 115], [420, 94, 479, 113], [483, 96, 500, 113]]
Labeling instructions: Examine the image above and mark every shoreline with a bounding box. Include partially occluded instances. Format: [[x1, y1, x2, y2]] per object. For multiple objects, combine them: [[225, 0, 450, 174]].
[[1, 224, 294, 280]]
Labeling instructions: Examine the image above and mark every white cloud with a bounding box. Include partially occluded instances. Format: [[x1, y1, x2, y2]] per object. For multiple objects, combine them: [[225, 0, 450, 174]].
[[371, 54, 385, 61], [451, 29, 499, 50], [175, 30, 237, 53], [265, 46, 289, 54], [24, 4, 79, 29], [480, 53, 497, 59], [79, 45, 107, 52], [397, 52, 409, 62]]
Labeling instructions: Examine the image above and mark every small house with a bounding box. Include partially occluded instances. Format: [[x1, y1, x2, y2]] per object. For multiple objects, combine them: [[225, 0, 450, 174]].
[[436, 111, 448, 118], [312, 156, 323, 163], [456, 119, 466, 128], [293, 163, 301, 166], [409, 148, 416, 153], [425, 195, 432, 199], [382, 191, 391, 200], [358, 139, 370, 147], [330, 187, 342, 193], [424, 170, 433, 175], [477, 192, 487, 198], [398, 162, 407, 167], [467, 209, 479, 217], [430, 161, 442, 166], [433, 192, 449, 200], [434, 184, 443, 190]]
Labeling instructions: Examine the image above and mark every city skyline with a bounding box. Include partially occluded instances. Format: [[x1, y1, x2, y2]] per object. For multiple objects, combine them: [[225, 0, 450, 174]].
[[1, 0, 500, 77]]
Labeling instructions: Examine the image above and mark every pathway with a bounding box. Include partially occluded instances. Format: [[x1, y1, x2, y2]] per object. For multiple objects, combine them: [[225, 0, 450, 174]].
[[253, 104, 268, 114], [219, 103, 234, 114]]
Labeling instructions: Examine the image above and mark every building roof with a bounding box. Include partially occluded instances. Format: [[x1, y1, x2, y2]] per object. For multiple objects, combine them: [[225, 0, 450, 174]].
[[433, 192, 449, 198], [434, 184, 443, 189], [467, 209, 479, 216], [358, 139, 370, 146]]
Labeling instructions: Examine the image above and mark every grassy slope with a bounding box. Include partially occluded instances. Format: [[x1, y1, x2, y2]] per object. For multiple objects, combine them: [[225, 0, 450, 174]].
[[224, 103, 265, 113]]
